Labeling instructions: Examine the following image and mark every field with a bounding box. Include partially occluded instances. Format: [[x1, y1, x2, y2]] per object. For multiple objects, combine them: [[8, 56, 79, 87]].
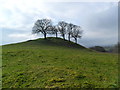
[[2, 37, 118, 88]]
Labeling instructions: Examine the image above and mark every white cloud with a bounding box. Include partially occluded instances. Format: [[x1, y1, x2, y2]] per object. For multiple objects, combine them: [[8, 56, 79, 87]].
[[9, 33, 30, 38], [8, 33, 38, 40], [0, 0, 47, 30]]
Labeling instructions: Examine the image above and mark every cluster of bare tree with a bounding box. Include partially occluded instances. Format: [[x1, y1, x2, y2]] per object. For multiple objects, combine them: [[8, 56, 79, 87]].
[[32, 19, 83, 43]]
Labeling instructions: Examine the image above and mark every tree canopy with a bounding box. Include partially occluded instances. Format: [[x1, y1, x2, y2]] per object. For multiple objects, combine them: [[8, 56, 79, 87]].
[[32, 18, 83, 44]]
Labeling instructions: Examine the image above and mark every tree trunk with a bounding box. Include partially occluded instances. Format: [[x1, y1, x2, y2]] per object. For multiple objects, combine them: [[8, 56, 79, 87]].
[[68, 33, 70, 41], [56, 32, 57, 38], [44, 33, 47, 39], [75, 38, 77, 43], [63, 34, 65, 40]]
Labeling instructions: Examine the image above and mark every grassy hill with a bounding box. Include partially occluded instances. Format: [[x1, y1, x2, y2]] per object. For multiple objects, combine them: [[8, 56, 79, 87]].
[[2, 37, 118, 88]]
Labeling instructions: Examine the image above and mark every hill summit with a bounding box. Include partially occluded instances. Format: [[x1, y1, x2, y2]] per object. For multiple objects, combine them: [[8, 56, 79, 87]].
[[17, 37, 86, 49]]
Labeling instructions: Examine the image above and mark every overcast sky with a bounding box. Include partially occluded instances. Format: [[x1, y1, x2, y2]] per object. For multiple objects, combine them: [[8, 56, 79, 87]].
[[0, 0, 118, 47]]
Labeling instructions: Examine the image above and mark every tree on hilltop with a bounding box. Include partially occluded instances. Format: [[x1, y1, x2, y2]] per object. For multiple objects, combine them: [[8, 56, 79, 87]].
[[67, 23, 75, 42], [32, 19, 83, 44], [58, 21, 68, 40], [71, 26, 83, 43], [49, 25, 59, 38], [32, 19, 52, 39]]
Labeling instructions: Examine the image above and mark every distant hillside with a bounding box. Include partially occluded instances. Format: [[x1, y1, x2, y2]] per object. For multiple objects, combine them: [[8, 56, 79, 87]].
[[103, 43, 119, 53], [89, 46, 106, 52]]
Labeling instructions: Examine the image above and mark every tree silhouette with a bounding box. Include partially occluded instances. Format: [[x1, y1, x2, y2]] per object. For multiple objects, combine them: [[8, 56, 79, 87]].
[[32, 19, 83, 44], [67, 23, 75, 41], [32, 19, 52, 39], [71, 26, 83, 43], [50, 25, 59, 38], [58, 21, 67, 40]]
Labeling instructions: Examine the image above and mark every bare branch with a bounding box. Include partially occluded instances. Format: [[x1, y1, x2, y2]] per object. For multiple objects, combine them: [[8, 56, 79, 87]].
[[32, 19, 52, 39]]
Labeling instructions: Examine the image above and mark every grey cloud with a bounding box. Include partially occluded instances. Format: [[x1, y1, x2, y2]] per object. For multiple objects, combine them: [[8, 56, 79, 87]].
[[87, 4, 117, 32]]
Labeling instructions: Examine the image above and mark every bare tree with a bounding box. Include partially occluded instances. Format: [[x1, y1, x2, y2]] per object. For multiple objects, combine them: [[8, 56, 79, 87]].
[[71, 26, 83, 43], [32, 19, 52, 39], [32, 19, 83, 43], [58, 21, 67, 40], [49, 25, 59, 38], [67, 23, 75, 41]]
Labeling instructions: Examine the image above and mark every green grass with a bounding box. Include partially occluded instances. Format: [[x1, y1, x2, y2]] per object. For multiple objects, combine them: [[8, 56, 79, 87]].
[[2, 37, 118, 88]]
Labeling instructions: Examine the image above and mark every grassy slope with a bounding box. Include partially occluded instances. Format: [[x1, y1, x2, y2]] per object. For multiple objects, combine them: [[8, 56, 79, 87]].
[[2, 37, 118, 88]]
